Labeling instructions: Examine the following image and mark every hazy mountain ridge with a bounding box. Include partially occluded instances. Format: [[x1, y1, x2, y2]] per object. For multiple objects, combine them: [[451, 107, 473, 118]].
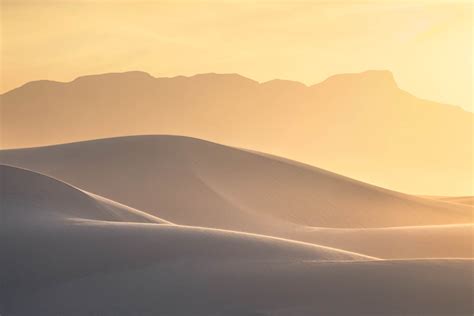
[[1, 70, 472, 195], [3, 70, 464, 110]]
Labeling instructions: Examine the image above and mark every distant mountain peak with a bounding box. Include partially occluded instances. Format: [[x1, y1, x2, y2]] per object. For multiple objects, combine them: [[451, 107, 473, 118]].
[[260, 79, 307, 90], [358, 70, 396, 85], [314, 70, 398, 91], [187, 72, 259, 86], [73, 70, 154, 83]]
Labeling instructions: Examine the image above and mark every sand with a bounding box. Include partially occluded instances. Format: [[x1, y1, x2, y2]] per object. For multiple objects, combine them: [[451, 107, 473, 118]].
[[294, 223, 474, 259], [1, 164, 472, 315], [1, 135, 472, 259], [7, 259, 474, 316], [426, 195, 474, 206], [1, 164, 169, 225]]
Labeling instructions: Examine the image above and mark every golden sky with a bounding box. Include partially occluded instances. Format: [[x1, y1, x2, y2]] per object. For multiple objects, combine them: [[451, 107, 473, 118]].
[[1, 0, 472, 110]]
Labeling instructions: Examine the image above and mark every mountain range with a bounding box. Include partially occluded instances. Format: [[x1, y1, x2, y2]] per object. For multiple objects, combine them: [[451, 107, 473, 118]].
[[1, 70, 472, 195]]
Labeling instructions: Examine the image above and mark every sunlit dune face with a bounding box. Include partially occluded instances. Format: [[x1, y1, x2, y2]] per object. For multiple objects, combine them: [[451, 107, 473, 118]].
[[1, 0, 472, 111]]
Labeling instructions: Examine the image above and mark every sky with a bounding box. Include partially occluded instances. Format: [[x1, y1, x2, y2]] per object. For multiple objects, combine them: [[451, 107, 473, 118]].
[[1, 0, 473, 111]]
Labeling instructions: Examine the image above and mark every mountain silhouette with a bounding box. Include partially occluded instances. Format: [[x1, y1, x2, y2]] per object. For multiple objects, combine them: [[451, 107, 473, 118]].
[[1, 70, 472, 195]]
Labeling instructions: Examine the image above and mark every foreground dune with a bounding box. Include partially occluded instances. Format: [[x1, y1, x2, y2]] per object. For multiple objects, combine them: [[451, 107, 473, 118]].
[[1, 135, 472, 259], [1, 165, 472, 315], [6, 258, 473, 316], [1, 164, 364, 258]]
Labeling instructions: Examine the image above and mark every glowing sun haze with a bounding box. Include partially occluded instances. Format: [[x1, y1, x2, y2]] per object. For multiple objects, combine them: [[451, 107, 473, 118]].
[[1, 0, 472, 111]]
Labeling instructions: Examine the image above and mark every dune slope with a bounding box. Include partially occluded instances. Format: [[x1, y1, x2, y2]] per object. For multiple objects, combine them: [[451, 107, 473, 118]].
[[1, 164, 472, 315], [6, 258, 474, 316], [429, 196, 474, 206], [1, 136, 472, 259], [295, 224, 474, 259], [1, 164, 363, 259], [1, 135, 471, 229], [0, 164, 168, 224]]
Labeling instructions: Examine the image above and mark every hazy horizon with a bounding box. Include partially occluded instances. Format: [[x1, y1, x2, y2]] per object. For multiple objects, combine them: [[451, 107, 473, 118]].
[[2, 67, 472, 196], [1, 0, 472, 111], [3, 68, 473, 114]]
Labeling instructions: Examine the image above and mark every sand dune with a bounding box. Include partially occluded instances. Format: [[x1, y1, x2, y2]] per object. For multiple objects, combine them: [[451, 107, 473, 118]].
[[6, 258, 474, 316], [1, 70, 472, 195], [0, 135, 470, 229], [0, 164, 368, 262], [0, 164, 168, 225], [1, 136, 472, 259], [295, 224, 474, 259], [426, 195, 474, 206], [1, 164, 472, 315]]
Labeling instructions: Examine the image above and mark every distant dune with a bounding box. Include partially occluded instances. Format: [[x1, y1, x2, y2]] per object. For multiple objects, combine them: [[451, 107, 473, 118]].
[[2, 164, 472, 315], [427, 195, 474, 206], [1, 70, 472, 195], [1, 135, 472, 259], [297, 224, 474, 259]]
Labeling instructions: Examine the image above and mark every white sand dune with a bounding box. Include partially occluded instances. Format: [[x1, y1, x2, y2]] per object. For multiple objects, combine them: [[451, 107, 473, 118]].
[[426, 195, 474, 206], [6, 258, 474, 316], [295, 224, 474, 259], [1, 164, 472, 315], [0, 164, 370, 258], [1, 136, 472, 260], [1, 135, 471, 229], [0, 136, 473, 258], [0, 164, 169, 225]]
